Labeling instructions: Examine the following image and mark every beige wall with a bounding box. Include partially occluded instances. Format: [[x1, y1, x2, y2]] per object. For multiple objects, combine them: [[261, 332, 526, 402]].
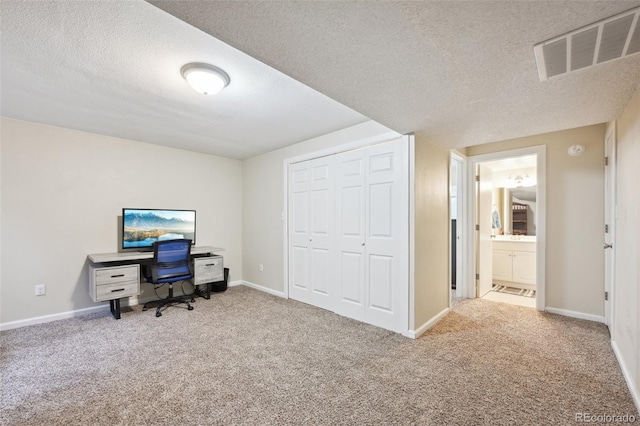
[[413, 134, 450, 329], [467, 124, 606, 316], [241, 121, 395, 292], [613, 87, 639, 408], [0, 118, 243, 324]]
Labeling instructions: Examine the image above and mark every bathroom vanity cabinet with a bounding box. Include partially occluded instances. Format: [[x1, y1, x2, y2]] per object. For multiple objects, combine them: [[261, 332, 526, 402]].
[[492, 240, 536, 289]]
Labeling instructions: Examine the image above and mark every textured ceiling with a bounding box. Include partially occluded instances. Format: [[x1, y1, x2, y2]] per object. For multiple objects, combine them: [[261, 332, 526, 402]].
[[0, 1, 368, 159], [151, 0, 640, 149], [3, 1, 640, 158]]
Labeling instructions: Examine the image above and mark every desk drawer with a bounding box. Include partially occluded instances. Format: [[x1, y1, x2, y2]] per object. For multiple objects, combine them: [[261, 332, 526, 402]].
[[89, 264, 140, 302], [95, 280, 139, 302], [194, 256, 224, 285], [95, 265, 139, 285]]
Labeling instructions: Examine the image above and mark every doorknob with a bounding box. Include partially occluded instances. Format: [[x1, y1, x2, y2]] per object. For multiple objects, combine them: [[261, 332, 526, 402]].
[[604, 243, 613, 249], [362, 242, 365, 246]]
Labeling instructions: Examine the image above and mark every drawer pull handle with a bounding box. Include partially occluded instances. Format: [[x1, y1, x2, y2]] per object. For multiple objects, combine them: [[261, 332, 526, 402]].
[[111, 274, 125, 278], [111, 288, 125, 293], [205, 263, 216, 266]]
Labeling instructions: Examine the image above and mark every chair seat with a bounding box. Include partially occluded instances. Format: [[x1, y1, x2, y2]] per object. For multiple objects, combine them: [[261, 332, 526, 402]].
[[156, 273, 192, 284]]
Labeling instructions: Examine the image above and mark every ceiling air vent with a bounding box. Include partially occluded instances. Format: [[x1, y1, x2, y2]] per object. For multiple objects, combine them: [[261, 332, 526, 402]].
[[534, 6, 640, 81]]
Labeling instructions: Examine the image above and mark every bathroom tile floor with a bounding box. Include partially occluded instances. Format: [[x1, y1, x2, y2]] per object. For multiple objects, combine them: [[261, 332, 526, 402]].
[[481, 290, 536, 308]]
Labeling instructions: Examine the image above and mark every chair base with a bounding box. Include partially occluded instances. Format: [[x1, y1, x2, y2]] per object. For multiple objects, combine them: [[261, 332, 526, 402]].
[[157, 296, 194, 317], [142, 282, 195, 317]]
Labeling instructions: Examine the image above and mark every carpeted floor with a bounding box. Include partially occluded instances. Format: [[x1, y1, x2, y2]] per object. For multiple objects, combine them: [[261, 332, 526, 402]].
[[1, 286, 637, 425]]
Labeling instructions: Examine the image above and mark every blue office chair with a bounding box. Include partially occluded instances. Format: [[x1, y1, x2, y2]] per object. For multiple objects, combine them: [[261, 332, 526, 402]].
[[142, 239, 194, 317]]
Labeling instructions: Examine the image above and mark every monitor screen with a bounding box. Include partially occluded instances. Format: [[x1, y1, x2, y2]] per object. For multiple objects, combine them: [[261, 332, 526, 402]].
[[122, 208, 196, 249]]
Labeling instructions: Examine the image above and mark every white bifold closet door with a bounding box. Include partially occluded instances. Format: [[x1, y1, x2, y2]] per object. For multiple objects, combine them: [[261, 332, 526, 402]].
[[288, 139, 404, 333], [335, 140, 404, 331], [288, 156, 335, 311]]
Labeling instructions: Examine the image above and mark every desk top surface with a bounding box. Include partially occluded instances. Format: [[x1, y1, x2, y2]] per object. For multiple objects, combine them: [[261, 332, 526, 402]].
[[88, 246, 224, 263]]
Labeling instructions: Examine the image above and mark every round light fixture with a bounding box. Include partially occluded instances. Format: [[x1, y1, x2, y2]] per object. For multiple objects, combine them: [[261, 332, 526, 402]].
[[181, 63, 230, 95], [567, 144, 585, 157]]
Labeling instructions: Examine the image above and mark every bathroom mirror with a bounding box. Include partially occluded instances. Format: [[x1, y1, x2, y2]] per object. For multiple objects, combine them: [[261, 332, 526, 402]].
[[494, 186, 537, 236]]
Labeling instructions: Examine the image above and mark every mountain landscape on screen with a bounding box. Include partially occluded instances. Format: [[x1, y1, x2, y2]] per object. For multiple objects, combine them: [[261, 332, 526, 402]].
[[123, 211, 195, 247]]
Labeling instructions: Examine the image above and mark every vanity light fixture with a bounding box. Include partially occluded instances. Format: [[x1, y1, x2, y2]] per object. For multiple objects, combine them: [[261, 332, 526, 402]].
[[181, 63, 230, 95], [508, 172, 529, 187], [567, 144, 585, 156]]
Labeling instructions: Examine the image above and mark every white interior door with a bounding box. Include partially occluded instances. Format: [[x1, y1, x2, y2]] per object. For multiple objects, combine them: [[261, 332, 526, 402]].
[[308, 156, 335, 310], [288, 138, 406, 334], [288, 157, 335, 309], [289, 161, 312, 304], [364, 141, 403, 331], [477, 164, 493, 297], [334, 149, 366, 321], [604, 128, 616, 327]]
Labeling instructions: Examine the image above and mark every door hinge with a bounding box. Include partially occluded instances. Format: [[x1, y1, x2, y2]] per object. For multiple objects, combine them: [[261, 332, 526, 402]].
[[475, 273, 480, 280], [605, 291, 609, 301], [475, 224, 480, 231], [475, 175, 480, 182], [605, 157, 609, 166], [605, 224, 609, 233]]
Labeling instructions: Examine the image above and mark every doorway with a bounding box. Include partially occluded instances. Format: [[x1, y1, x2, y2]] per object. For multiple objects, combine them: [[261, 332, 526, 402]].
[[450, 153, 464, 300], [465, 146, 546, 312]]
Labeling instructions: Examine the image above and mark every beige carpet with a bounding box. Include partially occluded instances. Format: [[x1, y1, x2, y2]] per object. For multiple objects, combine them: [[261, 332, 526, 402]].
[[1, 286, 637, 425]]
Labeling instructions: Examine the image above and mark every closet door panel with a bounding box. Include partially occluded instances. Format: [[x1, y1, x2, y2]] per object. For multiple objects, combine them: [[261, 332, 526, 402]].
[[369, 182, 393, 238], [310, 248, 330, 295], [368, 254, 393, 312], [339, 251, 364, 305], [308, 156, 335, 310], [291, 246, 308, 290], [364, 140, 403, 330], [288, 161, 312, 304], [335, 149, 366, 320]]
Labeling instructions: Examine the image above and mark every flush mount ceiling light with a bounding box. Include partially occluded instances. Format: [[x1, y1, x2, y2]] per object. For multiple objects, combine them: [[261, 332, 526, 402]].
[[568, 144, 586, 156], [181, 63, 230, 95]]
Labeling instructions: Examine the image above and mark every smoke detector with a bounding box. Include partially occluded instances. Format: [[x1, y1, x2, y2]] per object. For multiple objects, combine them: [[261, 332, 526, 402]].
[[534, 7, 640, 81]]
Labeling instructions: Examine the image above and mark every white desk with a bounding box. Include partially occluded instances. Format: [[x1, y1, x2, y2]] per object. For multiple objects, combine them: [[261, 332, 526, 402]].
[[87, 246, 225, 319]]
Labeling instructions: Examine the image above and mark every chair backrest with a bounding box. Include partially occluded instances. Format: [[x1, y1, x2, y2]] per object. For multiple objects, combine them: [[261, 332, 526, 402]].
[[152, 239, 193, 283]]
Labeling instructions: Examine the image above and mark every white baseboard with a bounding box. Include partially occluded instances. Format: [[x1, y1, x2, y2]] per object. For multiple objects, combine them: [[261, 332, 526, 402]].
[[237, 280, 286, 298], [0, 305, 110, 331], [545, 307, 605, 323], [1, 281, 247, 331], [404, 307, 450, 339], [611, 340, 640, 413]]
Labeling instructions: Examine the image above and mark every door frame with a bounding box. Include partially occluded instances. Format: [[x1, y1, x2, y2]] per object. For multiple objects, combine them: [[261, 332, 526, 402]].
[[282, 131, 411, 335], [450, 152, 467, 299], [465, 145, 547, 311], [604, 123, 616, 328]]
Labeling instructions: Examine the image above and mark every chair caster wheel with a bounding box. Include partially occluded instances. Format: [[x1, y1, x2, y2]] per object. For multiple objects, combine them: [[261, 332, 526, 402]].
[[156, 311, 162, 317], [187, 304, 194, 311]]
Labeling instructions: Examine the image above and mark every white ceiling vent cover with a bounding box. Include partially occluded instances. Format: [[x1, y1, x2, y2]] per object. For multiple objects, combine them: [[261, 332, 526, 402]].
[[534, 7, 640, 81]]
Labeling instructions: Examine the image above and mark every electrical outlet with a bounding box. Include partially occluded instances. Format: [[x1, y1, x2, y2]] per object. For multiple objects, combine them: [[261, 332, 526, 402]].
[[35, 284, 46, 296], [259, 264, 264, 272]]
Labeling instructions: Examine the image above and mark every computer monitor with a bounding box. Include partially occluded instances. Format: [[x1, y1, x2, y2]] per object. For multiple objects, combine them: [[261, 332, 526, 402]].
[[122, 208, 196, 250]]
